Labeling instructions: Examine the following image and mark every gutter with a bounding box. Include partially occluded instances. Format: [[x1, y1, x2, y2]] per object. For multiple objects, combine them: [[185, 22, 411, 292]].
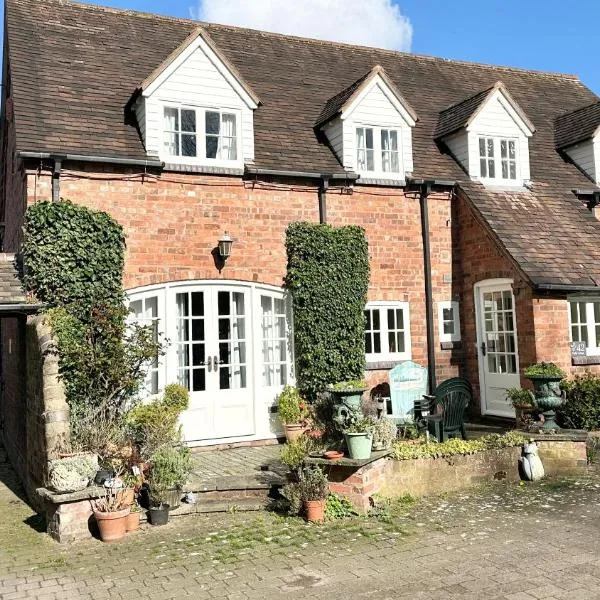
[[17, 151, 164, 169], [534, 283, 600, 293], [407, 178, 456, 394]]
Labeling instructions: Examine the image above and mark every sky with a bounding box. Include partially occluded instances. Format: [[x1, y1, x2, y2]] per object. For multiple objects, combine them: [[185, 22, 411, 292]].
[[2, 0, 600, 94]]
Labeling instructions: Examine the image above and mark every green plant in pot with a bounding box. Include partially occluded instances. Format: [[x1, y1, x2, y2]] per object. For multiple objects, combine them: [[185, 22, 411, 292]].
[[297, 466, 329, 523], [524, 362, 566, 431], [146, 445, 193, 526], [277, 385, 309, 442], [371, 417, 398, 451], [328, 379, 368, 409], [505, 387, 535, 429], [344, 416, 374, 460]]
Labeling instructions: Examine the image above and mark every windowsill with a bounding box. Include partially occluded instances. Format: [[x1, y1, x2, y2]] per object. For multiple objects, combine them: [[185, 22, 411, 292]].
[[440, 341, 462, 351], [162, 162, 245, 175], [365, 359, 409, 371], [356, 177, 407, 187], [572, 355, 600, 366]]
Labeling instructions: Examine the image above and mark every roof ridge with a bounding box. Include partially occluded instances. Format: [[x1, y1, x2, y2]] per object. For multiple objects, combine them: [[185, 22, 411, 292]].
[[28, 0, 583, 82]]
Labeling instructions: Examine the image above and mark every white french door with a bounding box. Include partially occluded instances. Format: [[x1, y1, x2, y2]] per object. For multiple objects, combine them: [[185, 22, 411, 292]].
[[171, 286, 253, 442], [475, 280, 520, 417]]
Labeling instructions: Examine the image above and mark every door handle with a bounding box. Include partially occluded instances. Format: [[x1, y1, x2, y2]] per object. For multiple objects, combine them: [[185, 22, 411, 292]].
[[206, 356, 212, 372], [213, 355, 220, 367], [480, 342, 486, 356]]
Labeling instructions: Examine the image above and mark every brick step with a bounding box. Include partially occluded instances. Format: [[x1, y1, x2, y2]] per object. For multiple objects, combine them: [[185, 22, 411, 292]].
[[167, 494, 270, 517]]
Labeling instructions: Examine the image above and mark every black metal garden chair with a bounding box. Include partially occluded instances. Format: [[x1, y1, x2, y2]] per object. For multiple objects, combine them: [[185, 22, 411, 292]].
[[424, 377, 472, 442]]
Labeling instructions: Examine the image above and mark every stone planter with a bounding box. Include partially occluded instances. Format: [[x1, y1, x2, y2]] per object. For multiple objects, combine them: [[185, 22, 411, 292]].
[[329, 388, 366, 410], [526, 374, 565, 431]]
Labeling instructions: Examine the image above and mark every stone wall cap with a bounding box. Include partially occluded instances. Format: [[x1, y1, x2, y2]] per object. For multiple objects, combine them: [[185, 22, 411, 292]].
[[519, 429, 588, 442], [37, 485, 105, 504]]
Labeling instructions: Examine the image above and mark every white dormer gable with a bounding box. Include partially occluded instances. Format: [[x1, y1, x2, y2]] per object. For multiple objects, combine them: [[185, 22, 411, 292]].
[[555, 101, 600, 185], [316, 66, 418, 183], [133, 28, 260, 169], [436, 82, 535, 187]]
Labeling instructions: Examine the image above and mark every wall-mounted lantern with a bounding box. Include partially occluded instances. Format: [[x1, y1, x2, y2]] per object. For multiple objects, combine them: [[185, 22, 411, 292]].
[[217, 232, 233, 262]]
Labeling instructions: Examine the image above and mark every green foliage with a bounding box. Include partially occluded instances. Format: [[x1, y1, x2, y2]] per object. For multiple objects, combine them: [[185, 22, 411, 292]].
[[127, 386, 190, 460], [558, 373, 600, 430], [23, 200, 125, 311], [524, 362, 565, 378], [328, 379, 367, 392], [505, 387, 534, 408], [147, 446, 194, 507], [280, 482, 302, 516], [372, 418, 398, 449], [285, 222, 369, 400], [280, 434, 324, 471], [325, 493, 358, 521], [48, 303, 163, 454], [391, 432, 525, 460], [277, 385, 307, 424], [344, 416, 375, 434], [297, 466, 329, 501]]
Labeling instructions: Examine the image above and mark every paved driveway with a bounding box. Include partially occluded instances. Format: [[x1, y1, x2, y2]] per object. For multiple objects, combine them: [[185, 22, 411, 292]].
[[2, 445, 600, 600]]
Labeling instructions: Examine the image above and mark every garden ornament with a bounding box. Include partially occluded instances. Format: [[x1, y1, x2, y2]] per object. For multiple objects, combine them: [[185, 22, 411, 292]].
[[519, 439, 544, 482]]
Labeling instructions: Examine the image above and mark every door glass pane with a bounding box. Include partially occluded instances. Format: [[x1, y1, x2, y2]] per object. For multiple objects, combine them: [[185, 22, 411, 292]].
[[483, 288, 518, 375], [261, 293, 289, 387], [176, 291, 205, 392]]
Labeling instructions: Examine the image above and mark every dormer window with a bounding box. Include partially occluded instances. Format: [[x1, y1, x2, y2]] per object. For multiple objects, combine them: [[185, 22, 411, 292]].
[[478, 137, 518, 181], [162, 105, 239, 163], [356, 126, 401, 175]]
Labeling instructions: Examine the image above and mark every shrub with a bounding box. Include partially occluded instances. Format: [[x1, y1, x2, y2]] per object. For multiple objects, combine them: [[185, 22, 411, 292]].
[[524, 362, 565, 378], [558, 373, 600, 430], [280, 434, 324, 472], [277, 385, 307, 424], [505, 387, 534, 408], [127, 386, 189, 460], [147, 446, 194, 507], [372, 418, 398, 449], [297, 466, 329, 501], [285, 222, 369, 400]]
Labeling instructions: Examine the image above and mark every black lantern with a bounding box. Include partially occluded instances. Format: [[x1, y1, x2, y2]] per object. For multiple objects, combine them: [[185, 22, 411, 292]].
[[217, 232, 233, 261]]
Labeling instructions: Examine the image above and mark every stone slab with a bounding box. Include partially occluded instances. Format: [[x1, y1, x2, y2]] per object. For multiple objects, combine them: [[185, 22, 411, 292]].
[[304, 449, 391, 468]]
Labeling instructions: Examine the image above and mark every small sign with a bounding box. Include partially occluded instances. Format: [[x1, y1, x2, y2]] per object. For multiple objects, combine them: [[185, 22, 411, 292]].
[[388, 361, 428, 423], [570, 341, 586, 357]]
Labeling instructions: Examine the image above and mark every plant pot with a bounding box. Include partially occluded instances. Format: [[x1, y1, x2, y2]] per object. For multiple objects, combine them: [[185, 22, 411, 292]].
[[330, 388, 366, 409], [344, 432, 373, 460], [148, 505, 170, 526], [304, 499, 325, 523], [284, 423, 306, 442], [514, 404, 534, 428], [526, 374, 565, 431], [125, 511, 141, 533], [94, 507, 130, 543]]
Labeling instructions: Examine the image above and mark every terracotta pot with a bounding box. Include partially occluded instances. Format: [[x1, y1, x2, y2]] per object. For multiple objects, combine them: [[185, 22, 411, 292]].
[[125, 511, 140, 533], [304, 499, 325, 523], [94, 507, 130, 543], [284, 423, 306, 442]]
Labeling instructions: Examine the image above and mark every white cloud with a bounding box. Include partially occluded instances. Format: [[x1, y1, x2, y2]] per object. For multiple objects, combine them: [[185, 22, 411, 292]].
[[192, 0, 413, 52]]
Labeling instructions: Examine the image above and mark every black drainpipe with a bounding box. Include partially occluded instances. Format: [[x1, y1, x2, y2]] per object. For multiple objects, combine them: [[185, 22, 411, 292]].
[[318, 175, 329, 224], [51, 156, 64, 203], [419, 180, 436, 394]]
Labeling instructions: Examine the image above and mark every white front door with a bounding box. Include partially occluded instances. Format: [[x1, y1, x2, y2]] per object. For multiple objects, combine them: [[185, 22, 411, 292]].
[[172, 286, 254, 442], [475, 280, 520, 417]]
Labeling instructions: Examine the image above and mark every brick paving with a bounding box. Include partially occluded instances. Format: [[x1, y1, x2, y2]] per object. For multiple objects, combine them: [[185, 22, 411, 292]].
[[2, 443, 600, 599]]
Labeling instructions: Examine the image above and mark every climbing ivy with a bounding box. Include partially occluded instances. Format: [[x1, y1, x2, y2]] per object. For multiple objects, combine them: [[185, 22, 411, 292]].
[[23, 200, 125, 311], [285, 222, 369, 400]]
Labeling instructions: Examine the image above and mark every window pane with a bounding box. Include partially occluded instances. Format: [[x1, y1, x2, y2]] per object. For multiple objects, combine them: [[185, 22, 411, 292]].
[[387, 308, 395, 330], [176, 293, 189, 317], [442, 307, 454, 322], [164, 107, 179, 131], [509, 162, 516, 179], [222, 136, 237, 160], [500, 139, 507, 158], [191, 292, 204, 316], [396, 309, 404, 330], [389, 331, 396, 353], [181, 110, 196, 132], [397, 332, 405, 353], [222, 113, 236, 136], [366, 150, 374, 171], [508, 141, 516, 159], [487, 138, 494, 157], [373, 309, 380, 330], [488, 159, 495, 178], [206, 136, 218, 159], [365, 310, 371, 330], [181, 134, 196, 157], [390, 152, 399, 173], [570, 302, 578, 323], [479, 138, 486, 156], [480, 158, 487, 178], [389, 130, 398, 151], [381, 129, 389, 149], [206, 111, 220, 134], [443, 321, 454, 335], [365, 333, 372, 354], [373, 332, 381, 354], [501, 161, 508, 179], [593, 302, 600, 324], [365, 128, 374, 149]]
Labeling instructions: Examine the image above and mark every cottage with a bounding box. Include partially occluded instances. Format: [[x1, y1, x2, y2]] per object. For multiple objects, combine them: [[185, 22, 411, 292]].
[[2, 0, 600, 458]]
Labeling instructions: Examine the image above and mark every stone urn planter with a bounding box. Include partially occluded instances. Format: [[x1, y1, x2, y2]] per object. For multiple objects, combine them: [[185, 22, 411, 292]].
[[328, 380, 368, 410], [524, 363, 566, 431]]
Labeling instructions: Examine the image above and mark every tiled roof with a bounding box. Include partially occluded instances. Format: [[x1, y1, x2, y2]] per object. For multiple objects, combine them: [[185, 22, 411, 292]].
[[5, 0, 600, 288], [555, 101, 600, 149]]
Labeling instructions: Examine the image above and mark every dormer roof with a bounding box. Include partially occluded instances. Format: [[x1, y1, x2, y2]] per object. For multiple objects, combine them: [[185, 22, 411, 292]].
[[555, 101, 600, 149], [434, 81, 535, 139], [314, 65, 418, 128], [138, 26, 261, 108]]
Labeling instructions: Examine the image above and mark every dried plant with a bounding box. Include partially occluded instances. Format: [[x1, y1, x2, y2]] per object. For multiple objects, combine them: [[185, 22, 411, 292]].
[[93, 487, 130, 513]]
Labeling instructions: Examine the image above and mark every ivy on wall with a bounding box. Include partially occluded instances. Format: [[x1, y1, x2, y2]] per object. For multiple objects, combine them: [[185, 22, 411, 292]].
[[285, 222, 369, 400]]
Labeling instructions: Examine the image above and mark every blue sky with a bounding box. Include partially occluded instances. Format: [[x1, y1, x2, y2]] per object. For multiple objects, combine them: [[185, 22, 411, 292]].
[[3, 0, 599, 94]]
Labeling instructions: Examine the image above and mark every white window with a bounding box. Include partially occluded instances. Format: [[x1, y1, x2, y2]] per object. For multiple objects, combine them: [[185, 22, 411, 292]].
[[163, 106, 238, 163], [260, 294, 290, 387], [129, 294, 161, 395], [356, 126, 402, 176], [438, 301, 461, 343], [478, 136, 518, 181], [569, 299, 600, 355], [364, 301, 411, 362]]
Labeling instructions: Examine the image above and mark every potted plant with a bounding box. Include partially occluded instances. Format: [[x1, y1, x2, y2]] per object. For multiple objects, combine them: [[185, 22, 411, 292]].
[[344, 416, 374, 460], [47, 453, 99, 493], [505, 387, 535, 428], [146, 445, 193, 526], [524, 362, 566, 431], [371, 417, 398, 451], [297, 466, 329, 523], [277, 385, 309, 442], [125, 502, 142, 533], [328, 379, 368, 409], [93, 487, 131, 543]]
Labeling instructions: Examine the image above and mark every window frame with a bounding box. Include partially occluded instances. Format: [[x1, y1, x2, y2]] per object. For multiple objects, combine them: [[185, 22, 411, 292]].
[[355, 124, 403, 178], [568, 298, 600, 356], [476, 135, 519, 183], [161, 102, 242, 167], [438, 300, 461, 343], [364, 301, 411, 363]]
